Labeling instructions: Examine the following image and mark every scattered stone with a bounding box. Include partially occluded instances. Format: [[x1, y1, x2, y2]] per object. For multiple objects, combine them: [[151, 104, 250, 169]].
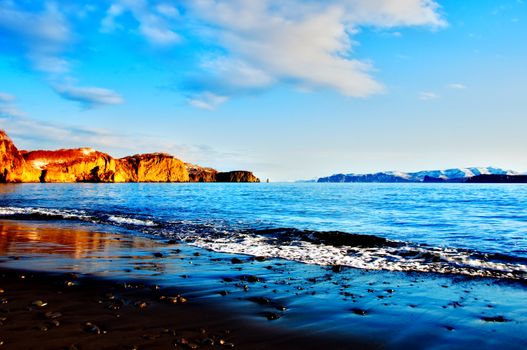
[[31, 300, 47, 308], [241, 275, 259, 283], [44, 311, 62, 319], [331, 265, 343, 273], [231, 258, 243, 264], [263, 312, 281, 321], [134, 301, 148, 309], [47, 320, 60, 327], [33, 324, 48, 331], [83, 321, 102, 334], [351, 308, 367, 316], [248, 296, 271, 305], [153, 252, 163, 258], [202, 338, 215, 346], [445, 326, 455, 331], [160, 295, 187, 304], [193, 252, 201, 257], [219, 290, 229, 296], [481, 315, 510, 323]]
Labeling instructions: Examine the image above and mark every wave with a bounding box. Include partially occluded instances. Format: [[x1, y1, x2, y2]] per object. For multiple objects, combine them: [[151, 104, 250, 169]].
[[1, 205, 526, 281]]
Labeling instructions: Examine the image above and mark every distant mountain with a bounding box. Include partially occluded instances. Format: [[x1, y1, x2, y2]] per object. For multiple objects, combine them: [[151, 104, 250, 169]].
[[317, 167, 521, 183]]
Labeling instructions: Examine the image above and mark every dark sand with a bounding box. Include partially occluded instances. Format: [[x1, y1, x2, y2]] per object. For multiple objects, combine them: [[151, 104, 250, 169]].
[[0, 220, 374, 349], [0, 219, 526, 350], [0, 267, 369, 350]]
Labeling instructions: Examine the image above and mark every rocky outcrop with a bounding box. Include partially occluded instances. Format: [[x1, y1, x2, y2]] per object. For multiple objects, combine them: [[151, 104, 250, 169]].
[[185, 163, 218, 182], [24, 148, 119, 182], [0, 131, 40, 182], [118, 154, 188, 182], [216, 171, 260, 183], [185, 164, 260, 183], [0, 129, 258, 183]]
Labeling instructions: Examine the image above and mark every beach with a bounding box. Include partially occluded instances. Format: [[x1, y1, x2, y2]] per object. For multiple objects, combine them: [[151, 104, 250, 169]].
[[0, 219, 525, 349]]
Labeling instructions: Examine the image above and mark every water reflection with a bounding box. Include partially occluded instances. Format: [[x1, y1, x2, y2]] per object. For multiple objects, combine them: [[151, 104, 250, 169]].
[[0, 220, 170, 276]]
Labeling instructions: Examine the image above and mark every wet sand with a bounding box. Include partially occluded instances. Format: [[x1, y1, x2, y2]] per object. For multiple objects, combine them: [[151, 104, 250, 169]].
[[0, 220, 371, 349], [0, 267, 369, 350], [0, 219, 526, 349]]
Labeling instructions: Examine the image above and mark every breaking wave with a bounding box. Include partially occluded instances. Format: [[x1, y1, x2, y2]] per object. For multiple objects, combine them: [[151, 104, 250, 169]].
[[1, 205, 526, 281]]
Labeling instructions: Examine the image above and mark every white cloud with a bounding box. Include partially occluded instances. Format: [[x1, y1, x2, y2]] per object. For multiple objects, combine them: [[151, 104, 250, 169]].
[[419, 91, 439, 100], [53, 86, 124, 108], [101, 0, 180, 46], [0, 114, 247, 168], [448, 83, 467, 89], [183, 0, 445, 103], [0, 92, 15, 103], [0, 1, 72, 74], [188, 92, 228, 110], [0, 92, 24, 118]]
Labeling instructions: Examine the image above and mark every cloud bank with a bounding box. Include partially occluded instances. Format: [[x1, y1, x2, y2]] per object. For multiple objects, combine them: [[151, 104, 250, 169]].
[[1, 1, 446, 109], [53, 86, 124, 108]]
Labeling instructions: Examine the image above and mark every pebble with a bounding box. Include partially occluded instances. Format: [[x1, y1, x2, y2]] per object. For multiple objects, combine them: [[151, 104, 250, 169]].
[[31, 300, 47, 308], [351, 308, 367, 316], [481, 315, 510, 323], [202, 338, 214, 346], [331, 265, 343, 273], [47, 320, 60, 327], [44, 311, 62, 319], [134, 301, 148, 309], [248, 296, 270, 305], [83, 321, 102, 334], [263, 312, 281, 321], [231, 258, 243, 264]]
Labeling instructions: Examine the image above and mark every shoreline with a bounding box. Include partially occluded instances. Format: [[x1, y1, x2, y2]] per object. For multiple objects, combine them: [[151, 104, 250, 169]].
[[0, 219, 526, 349]]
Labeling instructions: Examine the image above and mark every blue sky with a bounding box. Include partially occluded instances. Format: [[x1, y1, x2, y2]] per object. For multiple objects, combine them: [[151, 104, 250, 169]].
[[0, 0, 526, 181]]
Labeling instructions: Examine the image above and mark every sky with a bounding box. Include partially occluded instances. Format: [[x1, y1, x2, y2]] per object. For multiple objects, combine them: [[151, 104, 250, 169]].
[[0, 0, 526, 181]]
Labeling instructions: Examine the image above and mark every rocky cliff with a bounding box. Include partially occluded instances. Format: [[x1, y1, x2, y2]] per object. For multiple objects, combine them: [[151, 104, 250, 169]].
[[0, 130, 258, 183], [216, 171, 260, 183], [0, 131, 40, 182]]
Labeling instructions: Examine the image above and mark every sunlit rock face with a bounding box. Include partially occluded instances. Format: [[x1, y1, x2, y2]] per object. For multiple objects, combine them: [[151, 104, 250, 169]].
[[1, 130, 259, 183], [23, 149, 118, 182], [118, 154, 189, 182], [0, 130, 40, 182]]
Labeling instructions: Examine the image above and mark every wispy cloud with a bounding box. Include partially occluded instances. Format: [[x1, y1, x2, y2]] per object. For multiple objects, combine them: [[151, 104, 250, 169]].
[[448, 83, 467, 89], [0, 92, 24, 118], [0, 113, 248, 168], [1, 1, 446, 110], [0, 1, 71, 74], [53, 85, 124, 108], [101, 0, 180, 46], [180, 0, 445, 107], [419, 91, 440, 100], [188, 92, 228, 110]]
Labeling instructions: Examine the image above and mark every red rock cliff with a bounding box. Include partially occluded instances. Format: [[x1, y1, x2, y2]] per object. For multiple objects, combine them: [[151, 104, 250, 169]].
[[0, 131, 40, 182], [0, 130, 258, 183]]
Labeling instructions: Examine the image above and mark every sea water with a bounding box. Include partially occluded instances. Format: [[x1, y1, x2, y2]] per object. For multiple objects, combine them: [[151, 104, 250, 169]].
[[1, 183, 526, 280]]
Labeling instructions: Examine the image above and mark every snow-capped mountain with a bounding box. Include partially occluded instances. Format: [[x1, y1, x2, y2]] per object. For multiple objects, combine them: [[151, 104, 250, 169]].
[[317, 167, 519, 183]]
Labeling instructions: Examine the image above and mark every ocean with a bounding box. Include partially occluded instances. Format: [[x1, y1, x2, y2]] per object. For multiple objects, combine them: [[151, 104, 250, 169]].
[[1, 183, 526, 279], [0, 183, 526, 349]]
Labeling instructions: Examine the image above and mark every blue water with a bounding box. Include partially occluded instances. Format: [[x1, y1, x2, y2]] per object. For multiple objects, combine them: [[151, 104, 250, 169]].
[[1, 183, 526, 278]]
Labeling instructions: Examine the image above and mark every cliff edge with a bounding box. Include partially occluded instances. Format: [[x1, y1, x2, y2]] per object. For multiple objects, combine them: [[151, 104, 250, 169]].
[[1, 130, 258, 183]]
